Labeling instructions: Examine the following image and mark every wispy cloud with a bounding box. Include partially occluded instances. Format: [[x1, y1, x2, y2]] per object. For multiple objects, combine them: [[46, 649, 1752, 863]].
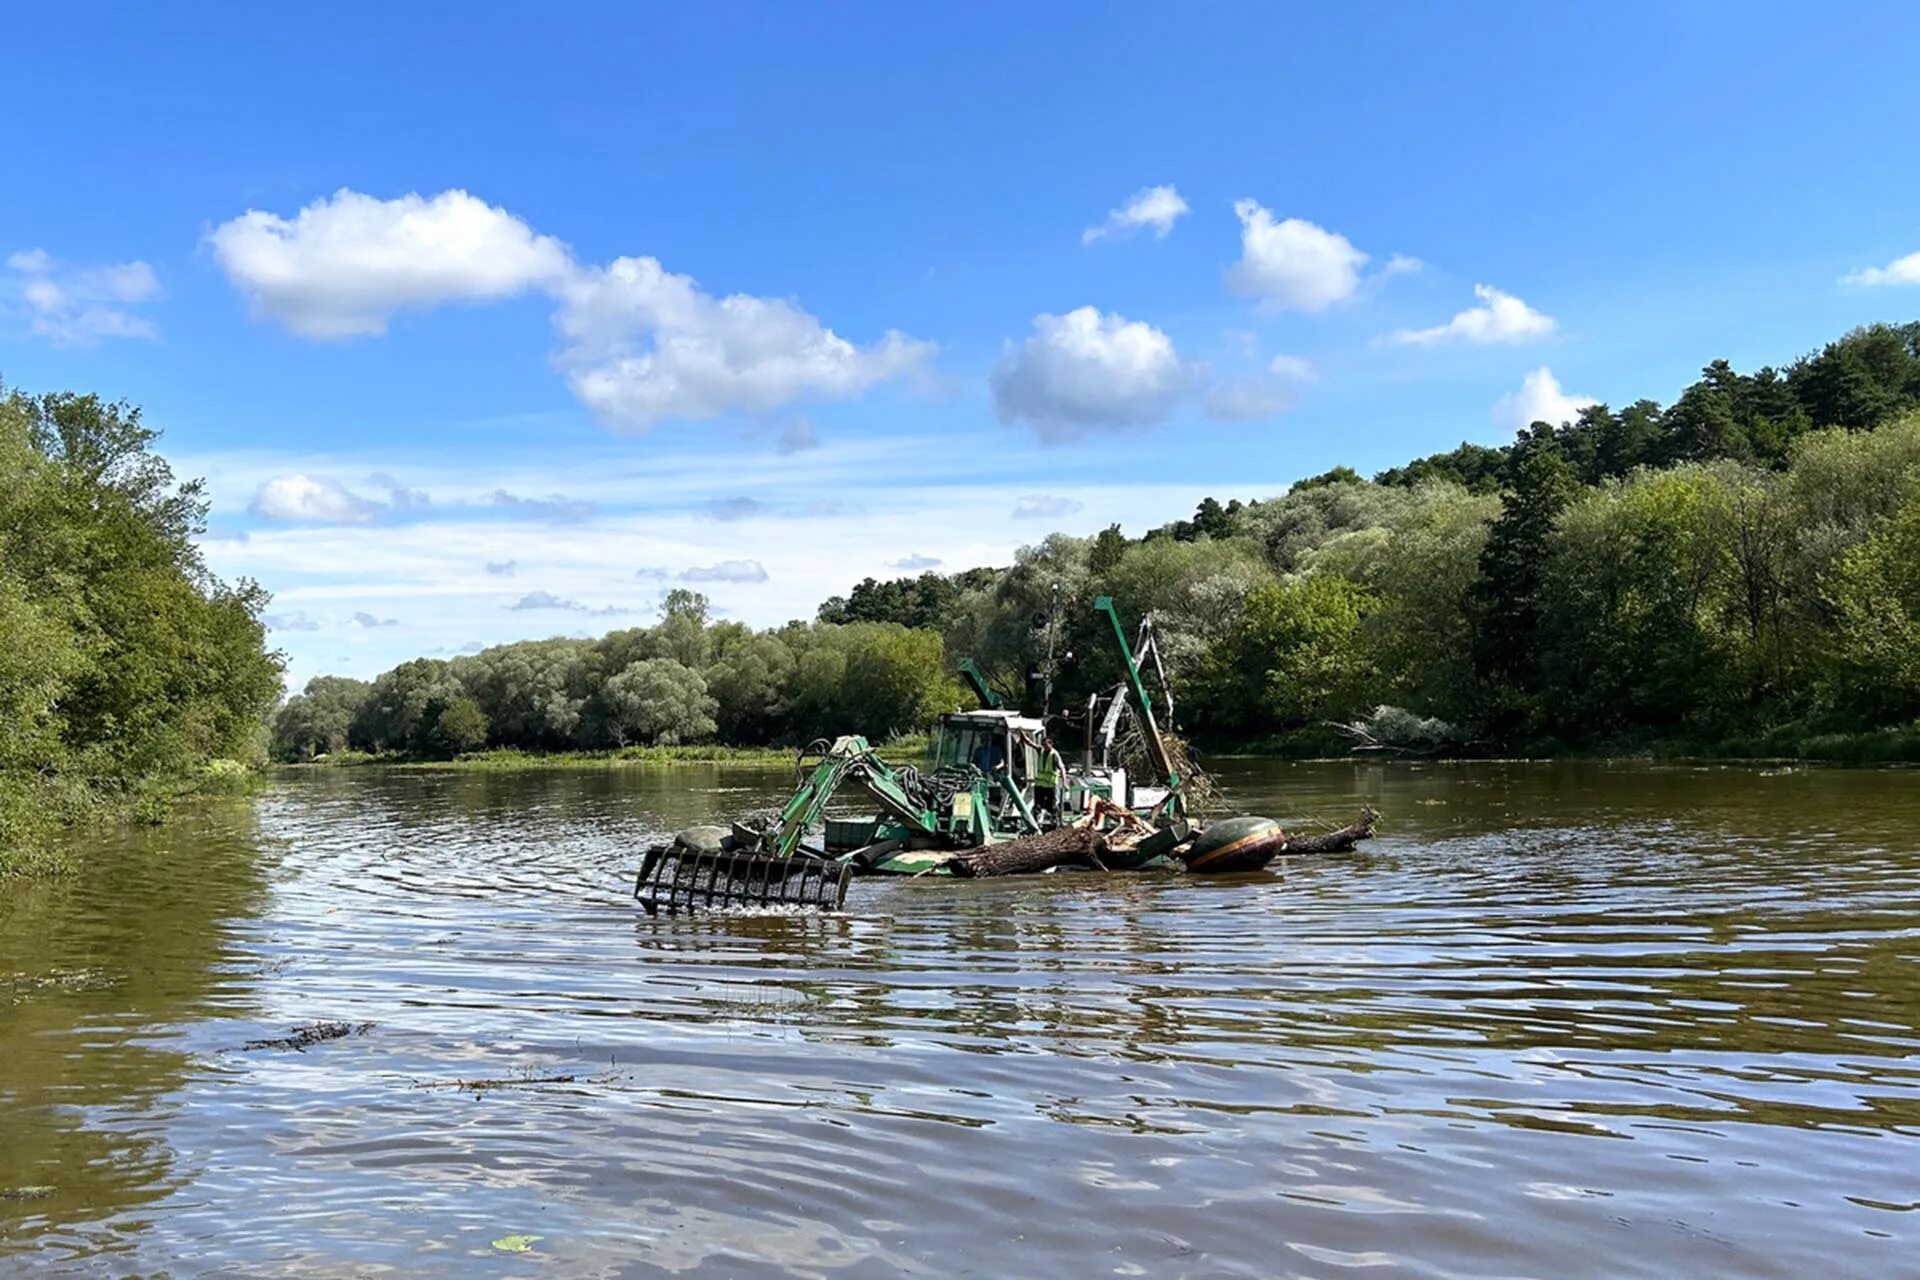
[[485, 490, 594, 521], [1012, 494, 1085, 520], [1082, 184, 1189, 244], [679, 559, 770, 583], [6, 247, 160, 346], [507, 590, 586, 612]]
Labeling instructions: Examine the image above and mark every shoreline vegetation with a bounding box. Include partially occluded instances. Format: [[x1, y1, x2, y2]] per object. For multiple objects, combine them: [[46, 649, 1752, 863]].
[[2, 388, 281, 877], [10, 323, 1920, 875], [289, 723, 1920, 773]]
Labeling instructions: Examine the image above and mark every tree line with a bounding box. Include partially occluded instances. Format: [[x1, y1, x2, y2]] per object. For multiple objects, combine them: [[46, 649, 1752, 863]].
[[274, 322, 1920, 763], [2, 388, 282, 866]]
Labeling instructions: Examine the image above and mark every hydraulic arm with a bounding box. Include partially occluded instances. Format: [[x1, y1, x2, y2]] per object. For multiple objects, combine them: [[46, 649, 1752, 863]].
[[773, 736, 943, 858]]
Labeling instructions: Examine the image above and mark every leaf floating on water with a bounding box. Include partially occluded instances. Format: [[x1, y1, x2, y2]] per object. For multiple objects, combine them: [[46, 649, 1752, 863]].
[[1, 1185, 55, 1202], [492, 1234, 542, 1253]]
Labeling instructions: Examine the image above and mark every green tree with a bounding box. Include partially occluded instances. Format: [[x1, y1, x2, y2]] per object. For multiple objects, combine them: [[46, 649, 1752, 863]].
[[429, 695, 490, 757], [601, 658, 717, 746], [1469, 439, 1579, 723], [1822, 498, 1920, 722], [270, 676, 372, 760]]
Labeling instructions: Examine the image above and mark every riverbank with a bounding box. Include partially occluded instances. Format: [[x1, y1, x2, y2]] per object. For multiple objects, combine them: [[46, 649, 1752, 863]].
[[284, 736, 932, 772], [1207, 719, 1920, 765], [0, 758, 264, 879]]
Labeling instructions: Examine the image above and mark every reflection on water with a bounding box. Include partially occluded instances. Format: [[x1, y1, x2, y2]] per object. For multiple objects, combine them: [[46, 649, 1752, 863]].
[[3, 761, 1918, 1277]]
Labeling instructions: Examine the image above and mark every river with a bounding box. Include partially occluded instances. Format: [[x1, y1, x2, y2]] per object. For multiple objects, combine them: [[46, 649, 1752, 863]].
[[3, 760, 1917, 1277]]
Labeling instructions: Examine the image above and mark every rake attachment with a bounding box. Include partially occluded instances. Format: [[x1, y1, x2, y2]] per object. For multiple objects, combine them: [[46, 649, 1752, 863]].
[[634, 845, 851, 916]]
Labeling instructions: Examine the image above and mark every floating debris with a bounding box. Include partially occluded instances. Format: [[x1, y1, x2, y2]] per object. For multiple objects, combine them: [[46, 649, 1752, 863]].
[[242, 1021, 374, 1052]]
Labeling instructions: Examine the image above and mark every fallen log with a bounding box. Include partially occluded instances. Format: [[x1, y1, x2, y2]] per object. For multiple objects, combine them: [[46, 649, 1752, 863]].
[[1281, 806, 1378, 855], [947, 825, 1110, 877]]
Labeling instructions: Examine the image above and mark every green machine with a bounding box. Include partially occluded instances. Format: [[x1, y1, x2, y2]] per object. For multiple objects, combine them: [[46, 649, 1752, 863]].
[[634, 597, 1191, 912]]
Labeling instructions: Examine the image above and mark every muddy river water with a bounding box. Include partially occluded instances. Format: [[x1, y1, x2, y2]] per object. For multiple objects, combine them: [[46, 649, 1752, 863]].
[[3, 760, 1918, 1277]]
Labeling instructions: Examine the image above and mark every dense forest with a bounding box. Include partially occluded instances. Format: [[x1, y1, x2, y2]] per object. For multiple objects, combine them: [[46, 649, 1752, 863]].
[[1, 388, 283, 871], [276, 321, 1920, 765]]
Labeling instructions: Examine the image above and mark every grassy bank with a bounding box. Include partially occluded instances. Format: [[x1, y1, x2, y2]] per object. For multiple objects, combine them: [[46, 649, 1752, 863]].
[[286, 735, 932, 772], [0, 759, 267, 879], [1204, 720, 1920, 765]]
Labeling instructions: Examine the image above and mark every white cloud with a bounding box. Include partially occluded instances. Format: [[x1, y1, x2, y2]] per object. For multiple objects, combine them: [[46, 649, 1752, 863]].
[[1202, 354, 1317, 421], [1382, 254, 1424, 277], [679, 559, 769, 583], [890, 553, 942, 571], [508, 590, 586, 612], [1082, 184, 1190, 244], [1012, 494, 1085, 520], [991, 307, 1191, 441], [485, 560, 517, 577], [263, 610, 322, 632], [350, 612, 399, 627], [709, 496, 764, 521], [554, 256, 932, 430], [208, 188, 931, 428], [206, 188, 572, 338], [1492, 367, 1598, 432], [1392, 284, 1556, 346], [250, 474, 382, 523], [6, 247, 160, 345], [1224, 199, 1370, 311], [1842, 251, 1920, 287]]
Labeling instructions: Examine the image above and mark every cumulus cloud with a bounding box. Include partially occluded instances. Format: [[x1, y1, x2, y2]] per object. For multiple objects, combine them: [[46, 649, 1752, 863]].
[[1202, 354, 1317, 421], [554, 256, 932, 430], [1225, 199, 1373, 311], [991, 307, 1192, 441], [208, 188, 932, 428], [1842, 251, 1920, 287], [679, 559, 770, 583], [1082, 184, 1190, 244], [205, 188, 572, 338], [709, 496, 764, 521], [890, 553, 942, 571], [485, 560, 517, 577], [1012, 494, 1085, 520], [250, 474, 382, 523], [263, 611, 322, 631], [6, 247, 160, 345], [634, 567, 671, 581], [1492, 367, 1598, 432], [350, 611, 398, 627], [484, 490, 594, 521], [508, 590, 586, 612], [1392, 284, 1556, 346]]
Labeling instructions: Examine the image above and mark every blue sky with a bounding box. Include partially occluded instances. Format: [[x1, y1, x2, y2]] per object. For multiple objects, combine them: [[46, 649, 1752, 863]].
[[4, 3, 1919, 687]]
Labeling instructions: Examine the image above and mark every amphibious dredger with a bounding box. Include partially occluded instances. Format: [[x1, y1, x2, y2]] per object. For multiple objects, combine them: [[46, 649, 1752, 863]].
[[634, 596, 1377, 914]]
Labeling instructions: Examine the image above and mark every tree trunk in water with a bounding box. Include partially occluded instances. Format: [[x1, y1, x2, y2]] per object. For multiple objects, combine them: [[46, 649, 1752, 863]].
[[948, 826, 1109, 877], [1281, 806, 1378, 854]]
